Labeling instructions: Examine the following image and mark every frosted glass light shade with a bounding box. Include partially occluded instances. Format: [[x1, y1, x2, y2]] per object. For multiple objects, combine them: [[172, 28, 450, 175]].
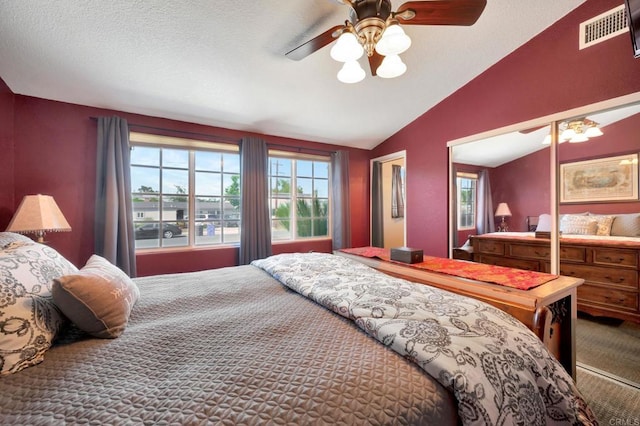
[[337, 60, 365, 83], [376, 54, 406, 79], [560, 128, 575, 141], [584, 126, 603, 137], [569, 133, 589, 143], [330, 32, 364, 62], [375, 24, 411, 56]]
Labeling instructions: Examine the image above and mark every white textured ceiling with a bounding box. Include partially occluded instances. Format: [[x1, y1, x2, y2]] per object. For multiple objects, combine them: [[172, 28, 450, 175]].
[[0, 1, 586, 150]]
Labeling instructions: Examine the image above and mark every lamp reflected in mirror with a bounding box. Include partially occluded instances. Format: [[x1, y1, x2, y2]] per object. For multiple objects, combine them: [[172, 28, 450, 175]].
[[495, 202, 512, 232]]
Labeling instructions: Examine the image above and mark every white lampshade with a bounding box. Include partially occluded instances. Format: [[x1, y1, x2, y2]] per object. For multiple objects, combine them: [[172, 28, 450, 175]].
[[560, 128, 575, 141], [495, 202, 512, 217], [584, 126, 603, 137], [376, 54, 407, 79], [375, 24, 411, 56], [6, 194, 71, 242], [569, 133, 589, 143], [330, 32, 364, 63], [337, 60, 365, 84]]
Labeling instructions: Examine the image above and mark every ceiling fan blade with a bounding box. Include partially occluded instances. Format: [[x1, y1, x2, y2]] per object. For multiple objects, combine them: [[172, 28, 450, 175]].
[[285, 25, 346, 61], [396, 0, 487, 26], [367, 51, 384, 76]]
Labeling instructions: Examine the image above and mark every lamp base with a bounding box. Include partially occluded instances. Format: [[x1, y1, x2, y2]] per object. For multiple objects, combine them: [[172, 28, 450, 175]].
[[498, 217, 509, 232]]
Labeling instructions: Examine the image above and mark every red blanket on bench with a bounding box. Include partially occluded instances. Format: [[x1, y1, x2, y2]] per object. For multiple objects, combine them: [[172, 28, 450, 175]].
[[340, 247, 557, 290]]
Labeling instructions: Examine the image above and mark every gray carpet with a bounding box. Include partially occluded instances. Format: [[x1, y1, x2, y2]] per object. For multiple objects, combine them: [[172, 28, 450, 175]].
[[576, 315, 640, 386], [576, 367, 640, 425]]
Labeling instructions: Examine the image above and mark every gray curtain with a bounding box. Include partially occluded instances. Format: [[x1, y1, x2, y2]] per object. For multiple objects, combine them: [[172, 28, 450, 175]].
[[239, 136, 272, 265], [391, 165, 404, 219], [476, 169, 495, 235], [330, 150, 351, 250], [371, 161, 384, 248], [95, 116, 136, 277]]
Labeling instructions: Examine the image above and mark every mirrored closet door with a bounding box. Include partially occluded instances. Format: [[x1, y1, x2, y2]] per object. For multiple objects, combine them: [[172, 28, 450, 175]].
[[448, 93, 640, 389]]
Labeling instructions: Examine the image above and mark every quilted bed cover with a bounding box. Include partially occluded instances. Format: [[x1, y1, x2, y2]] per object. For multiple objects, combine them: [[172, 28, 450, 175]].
[[0, 263, 458, 425]]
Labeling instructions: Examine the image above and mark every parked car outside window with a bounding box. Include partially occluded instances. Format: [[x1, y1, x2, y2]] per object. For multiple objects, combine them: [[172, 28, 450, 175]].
[[135, 223, 182, 239]]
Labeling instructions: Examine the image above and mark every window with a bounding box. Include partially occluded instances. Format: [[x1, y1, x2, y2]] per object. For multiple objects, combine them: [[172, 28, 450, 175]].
[[456, 172, 477, 230], [130, 133, 240, 250], [269, 154, 330, 241]]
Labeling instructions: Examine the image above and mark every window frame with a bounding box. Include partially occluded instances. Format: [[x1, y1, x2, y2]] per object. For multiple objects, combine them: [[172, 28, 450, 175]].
[[456, 172, 478, 231], [129, 132, 240, 250], [268, 150, 332, 242]]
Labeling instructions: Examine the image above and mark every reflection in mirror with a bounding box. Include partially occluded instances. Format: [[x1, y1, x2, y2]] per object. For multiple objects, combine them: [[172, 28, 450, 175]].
[[556, 103, 640, 387], [449, 98, 640, 389], [450, 126, 552, 253], [371, 152, 406, 248]]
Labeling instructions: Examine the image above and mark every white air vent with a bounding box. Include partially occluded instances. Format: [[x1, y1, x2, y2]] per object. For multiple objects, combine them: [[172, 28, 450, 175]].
[[579, 5, 628, 50]]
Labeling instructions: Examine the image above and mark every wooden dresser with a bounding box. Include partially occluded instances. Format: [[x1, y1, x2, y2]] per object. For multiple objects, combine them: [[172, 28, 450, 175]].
[[470, 234, 640, 324]]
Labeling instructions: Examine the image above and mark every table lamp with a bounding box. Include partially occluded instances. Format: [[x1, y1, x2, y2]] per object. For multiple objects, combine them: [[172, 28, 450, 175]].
[[6, 194, 71, 243], [495, 202, 512, 232]]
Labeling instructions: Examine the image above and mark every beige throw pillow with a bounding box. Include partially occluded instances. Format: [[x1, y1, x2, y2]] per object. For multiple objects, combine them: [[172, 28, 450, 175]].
[[53, 255, 140, 338], [589, 215, 615, 236]]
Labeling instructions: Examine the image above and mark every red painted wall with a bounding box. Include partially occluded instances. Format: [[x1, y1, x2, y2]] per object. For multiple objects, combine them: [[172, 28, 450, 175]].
[[6, 96, 370, 275], [373, 0, 640, 257], [0, 77, 14, 226], [490, 149, 551, 232]]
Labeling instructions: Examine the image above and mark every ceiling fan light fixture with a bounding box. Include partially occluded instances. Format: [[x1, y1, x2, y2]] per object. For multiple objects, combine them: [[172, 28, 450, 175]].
[[330, 32, 364, 62], [375, 23, 411, 56], [376, 54, 407, 78], [337, 60, 366, 83]]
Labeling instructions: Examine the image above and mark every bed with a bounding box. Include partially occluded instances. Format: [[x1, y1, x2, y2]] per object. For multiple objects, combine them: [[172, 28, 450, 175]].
[[470, 213, 640, 324], [0, 232, 596, 425]]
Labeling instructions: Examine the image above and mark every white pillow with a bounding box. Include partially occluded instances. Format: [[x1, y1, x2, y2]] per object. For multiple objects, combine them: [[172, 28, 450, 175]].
[[536, 214, 552, 232], [0, 241, 78, 376]]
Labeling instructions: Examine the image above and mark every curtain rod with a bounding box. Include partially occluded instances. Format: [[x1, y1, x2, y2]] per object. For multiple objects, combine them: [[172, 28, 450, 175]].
[[267, 142, 336, 155], [90, 116, 337, 153], [90, 116, 240, 144]]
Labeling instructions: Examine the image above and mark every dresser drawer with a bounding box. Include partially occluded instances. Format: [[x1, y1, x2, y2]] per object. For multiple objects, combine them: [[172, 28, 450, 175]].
[[509, 243, 549, 260], [577, 284, 639, 311], [477, 240, 504, 255], [560, 263, 638, 289], [559, 246, 586, 262], [477, 254, 542, 271], [593, 248, 638, 268]]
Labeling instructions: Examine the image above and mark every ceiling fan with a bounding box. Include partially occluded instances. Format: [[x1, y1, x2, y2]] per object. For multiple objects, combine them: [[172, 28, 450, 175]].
[[286, 0, 487, 83]]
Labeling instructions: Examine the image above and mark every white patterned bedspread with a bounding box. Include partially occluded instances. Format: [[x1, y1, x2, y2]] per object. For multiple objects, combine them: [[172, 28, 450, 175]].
[[253, 252, 597, 426]]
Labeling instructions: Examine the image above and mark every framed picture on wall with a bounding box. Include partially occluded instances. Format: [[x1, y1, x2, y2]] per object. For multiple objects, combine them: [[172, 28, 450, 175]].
[[560, 153, 639, 203]]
